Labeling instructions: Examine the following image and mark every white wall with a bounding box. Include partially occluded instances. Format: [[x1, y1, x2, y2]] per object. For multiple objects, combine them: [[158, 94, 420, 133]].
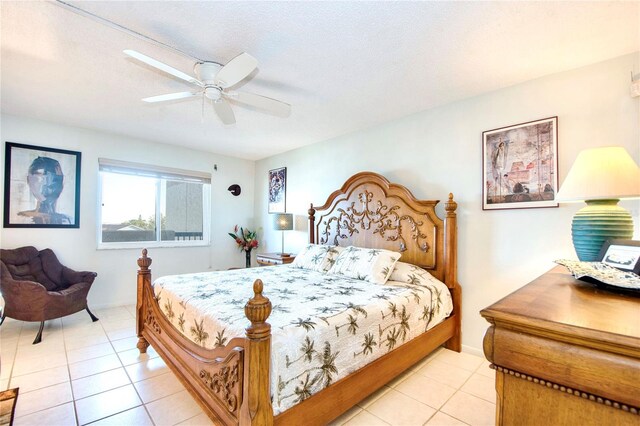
[[254, 53, 640, 354], [0, 114, 256, 308]]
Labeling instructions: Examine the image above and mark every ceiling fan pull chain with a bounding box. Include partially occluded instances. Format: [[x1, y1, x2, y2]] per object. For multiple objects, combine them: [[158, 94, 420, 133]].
[[201, 95, 205, 123]]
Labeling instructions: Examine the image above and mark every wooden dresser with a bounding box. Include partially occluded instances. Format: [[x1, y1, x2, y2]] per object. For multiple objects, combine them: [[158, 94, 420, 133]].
[[256, 252, 295, 266], [480, 266, 639, 425]]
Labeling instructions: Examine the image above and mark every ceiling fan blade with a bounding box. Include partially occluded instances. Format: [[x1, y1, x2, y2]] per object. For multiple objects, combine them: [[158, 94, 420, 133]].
[[214, 53, 258, 88], [142, 92, 199, 103], [124, 50, 202, 87], [227, 91, 291, 117], [212, 99, 236, 125]]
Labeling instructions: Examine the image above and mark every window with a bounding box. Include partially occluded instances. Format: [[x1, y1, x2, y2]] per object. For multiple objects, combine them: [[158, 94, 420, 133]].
[[98, 159, 211, 248]]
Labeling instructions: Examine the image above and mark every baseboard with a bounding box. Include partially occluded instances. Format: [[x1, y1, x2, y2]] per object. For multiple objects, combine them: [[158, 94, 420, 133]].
[[461, 344, 484, 358], [89, 300, 135, 311]]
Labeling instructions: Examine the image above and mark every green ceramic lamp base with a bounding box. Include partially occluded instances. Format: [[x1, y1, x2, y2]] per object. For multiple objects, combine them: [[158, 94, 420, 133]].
[[571, 199, 634, 261]]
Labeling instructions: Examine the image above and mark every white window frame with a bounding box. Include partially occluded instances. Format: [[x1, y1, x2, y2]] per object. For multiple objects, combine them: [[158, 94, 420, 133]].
[[97, 159, 211, 249]]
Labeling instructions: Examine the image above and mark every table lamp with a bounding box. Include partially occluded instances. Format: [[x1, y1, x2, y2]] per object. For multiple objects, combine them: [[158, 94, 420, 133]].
[[556, 146, 640, 261], [273, 213, 293, 256]]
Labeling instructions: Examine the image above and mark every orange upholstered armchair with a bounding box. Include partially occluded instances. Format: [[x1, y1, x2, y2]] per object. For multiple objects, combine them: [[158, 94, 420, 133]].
[[0, 246, 98, 344]]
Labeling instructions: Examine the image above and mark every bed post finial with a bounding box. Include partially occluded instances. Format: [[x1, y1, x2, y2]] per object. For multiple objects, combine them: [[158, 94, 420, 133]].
[[138, 248, 152, 270], [245, 279, 272, 338], [445, 193, 457, 217], [241, 279, 274, 424], [308, 203, 316, 244]]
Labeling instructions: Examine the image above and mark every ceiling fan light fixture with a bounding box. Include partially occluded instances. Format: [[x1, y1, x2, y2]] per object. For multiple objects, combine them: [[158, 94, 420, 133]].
[[204, 87, 222, 101], [194, 62, 222, 83]]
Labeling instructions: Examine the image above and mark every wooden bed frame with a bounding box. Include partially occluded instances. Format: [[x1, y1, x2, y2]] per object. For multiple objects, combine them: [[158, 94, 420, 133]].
[[135, 171, 461, 425]]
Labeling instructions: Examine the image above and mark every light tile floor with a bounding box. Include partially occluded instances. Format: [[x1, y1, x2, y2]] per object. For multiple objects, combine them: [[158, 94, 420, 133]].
[[1, 306, 496, 425]]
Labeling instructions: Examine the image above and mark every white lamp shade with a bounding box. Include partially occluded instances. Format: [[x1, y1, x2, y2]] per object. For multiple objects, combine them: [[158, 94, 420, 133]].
[[556, 146, 640, 202]]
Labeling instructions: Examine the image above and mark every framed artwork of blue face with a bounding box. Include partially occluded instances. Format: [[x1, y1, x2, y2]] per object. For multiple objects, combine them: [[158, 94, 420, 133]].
[[3, 142, 81, 228]]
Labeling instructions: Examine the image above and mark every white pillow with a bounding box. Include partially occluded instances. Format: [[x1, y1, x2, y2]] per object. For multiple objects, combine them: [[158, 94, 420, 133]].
[[291, 244, 343, 273], [389, 261, 433, 284], [327, 246, 401, 284]]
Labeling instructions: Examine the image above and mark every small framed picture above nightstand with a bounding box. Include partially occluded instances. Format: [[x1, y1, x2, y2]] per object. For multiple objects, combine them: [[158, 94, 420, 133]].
[[256, 253, 295, 267]]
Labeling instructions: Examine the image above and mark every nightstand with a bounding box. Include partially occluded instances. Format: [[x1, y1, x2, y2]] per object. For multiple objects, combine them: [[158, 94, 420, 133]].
[[256, 253, 295, 266]]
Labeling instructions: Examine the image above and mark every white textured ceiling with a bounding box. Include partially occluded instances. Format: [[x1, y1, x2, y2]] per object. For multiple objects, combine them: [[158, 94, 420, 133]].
[[1, 1, 638, 160]]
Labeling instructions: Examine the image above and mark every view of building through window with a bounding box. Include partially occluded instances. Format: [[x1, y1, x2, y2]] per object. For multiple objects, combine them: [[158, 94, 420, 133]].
[[99, 165, 209, 245]]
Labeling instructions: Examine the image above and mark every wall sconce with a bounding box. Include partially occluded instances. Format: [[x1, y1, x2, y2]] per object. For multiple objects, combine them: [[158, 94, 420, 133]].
[[228, 184, 241, 196]]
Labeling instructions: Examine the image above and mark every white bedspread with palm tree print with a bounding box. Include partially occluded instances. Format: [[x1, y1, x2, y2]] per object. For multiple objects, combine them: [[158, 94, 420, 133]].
[[153, 264, 452, 415]]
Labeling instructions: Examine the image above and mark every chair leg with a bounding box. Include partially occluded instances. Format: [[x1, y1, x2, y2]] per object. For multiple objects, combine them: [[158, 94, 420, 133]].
[[33, 321, 45, 344], [86, 307, 99, 322], [0, 314, 5, 326]]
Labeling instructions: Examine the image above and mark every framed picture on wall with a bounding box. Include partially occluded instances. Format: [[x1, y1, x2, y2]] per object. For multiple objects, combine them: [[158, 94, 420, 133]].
[[482, 116, 558, 210], [3, 142, 81, 228], [268, 167, 286, 213]]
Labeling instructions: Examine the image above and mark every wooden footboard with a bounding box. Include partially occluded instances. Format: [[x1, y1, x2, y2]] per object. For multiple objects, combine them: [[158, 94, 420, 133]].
[[136, 250, 274, 425]]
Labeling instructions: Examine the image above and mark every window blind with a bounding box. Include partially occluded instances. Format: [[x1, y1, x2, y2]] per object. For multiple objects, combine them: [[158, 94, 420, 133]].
[[98, 158, 211, 184]]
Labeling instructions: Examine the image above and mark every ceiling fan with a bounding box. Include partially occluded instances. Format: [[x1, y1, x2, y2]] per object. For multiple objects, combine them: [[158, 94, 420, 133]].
[[124, 50, 291, 125]]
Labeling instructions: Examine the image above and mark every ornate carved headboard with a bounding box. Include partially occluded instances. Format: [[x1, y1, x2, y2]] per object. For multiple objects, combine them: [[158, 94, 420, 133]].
[[308, 171, 458, 287]]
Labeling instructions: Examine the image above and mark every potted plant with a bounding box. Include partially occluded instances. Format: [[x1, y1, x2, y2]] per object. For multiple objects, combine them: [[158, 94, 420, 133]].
[[228, 225, 259, 268]]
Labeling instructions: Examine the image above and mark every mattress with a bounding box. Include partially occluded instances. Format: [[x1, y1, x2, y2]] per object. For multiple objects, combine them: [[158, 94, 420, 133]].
[[153, 264, 453, 415]]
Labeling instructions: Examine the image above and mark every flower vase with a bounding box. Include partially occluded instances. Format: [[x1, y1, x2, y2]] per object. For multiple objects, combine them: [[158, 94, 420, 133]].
[[245, 250, 251, 268]]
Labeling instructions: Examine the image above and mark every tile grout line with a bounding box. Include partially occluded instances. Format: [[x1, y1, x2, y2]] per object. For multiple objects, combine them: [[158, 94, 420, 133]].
[[177, 411, 208, 426], [351, 348, 447, 423], [61, 313, 81, 426], [9, 321, 74, 422], [7, 315, 138, 423], [405, 363, 474, 426], [421, 410, 438, 426], [364, 349, 488, 426], [357, 349, 485, 426], [103, 309, 158, 426], [125, 311, 158, 426], [422, 408, 473, 426], [2, 322, 21, 388], [78, 386, 144, 426], [4, 314, 141, 424], [359, 408, 391, 425], [432, 358, 491, 426], [455, 358, 497, 405], [66, 309, 142, 426], [12, 398, 76, 421], [457, 387, 496, 405]]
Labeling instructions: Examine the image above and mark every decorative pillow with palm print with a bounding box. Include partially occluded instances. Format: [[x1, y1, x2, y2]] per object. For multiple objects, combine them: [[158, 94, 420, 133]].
[[291, 244, 343, 273], [327, 246, 401, 284], [390, 261, 437, 285]]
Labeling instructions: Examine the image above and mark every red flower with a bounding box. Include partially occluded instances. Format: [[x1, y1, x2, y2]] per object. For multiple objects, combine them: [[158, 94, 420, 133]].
[[228, 226, 259, 252]]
